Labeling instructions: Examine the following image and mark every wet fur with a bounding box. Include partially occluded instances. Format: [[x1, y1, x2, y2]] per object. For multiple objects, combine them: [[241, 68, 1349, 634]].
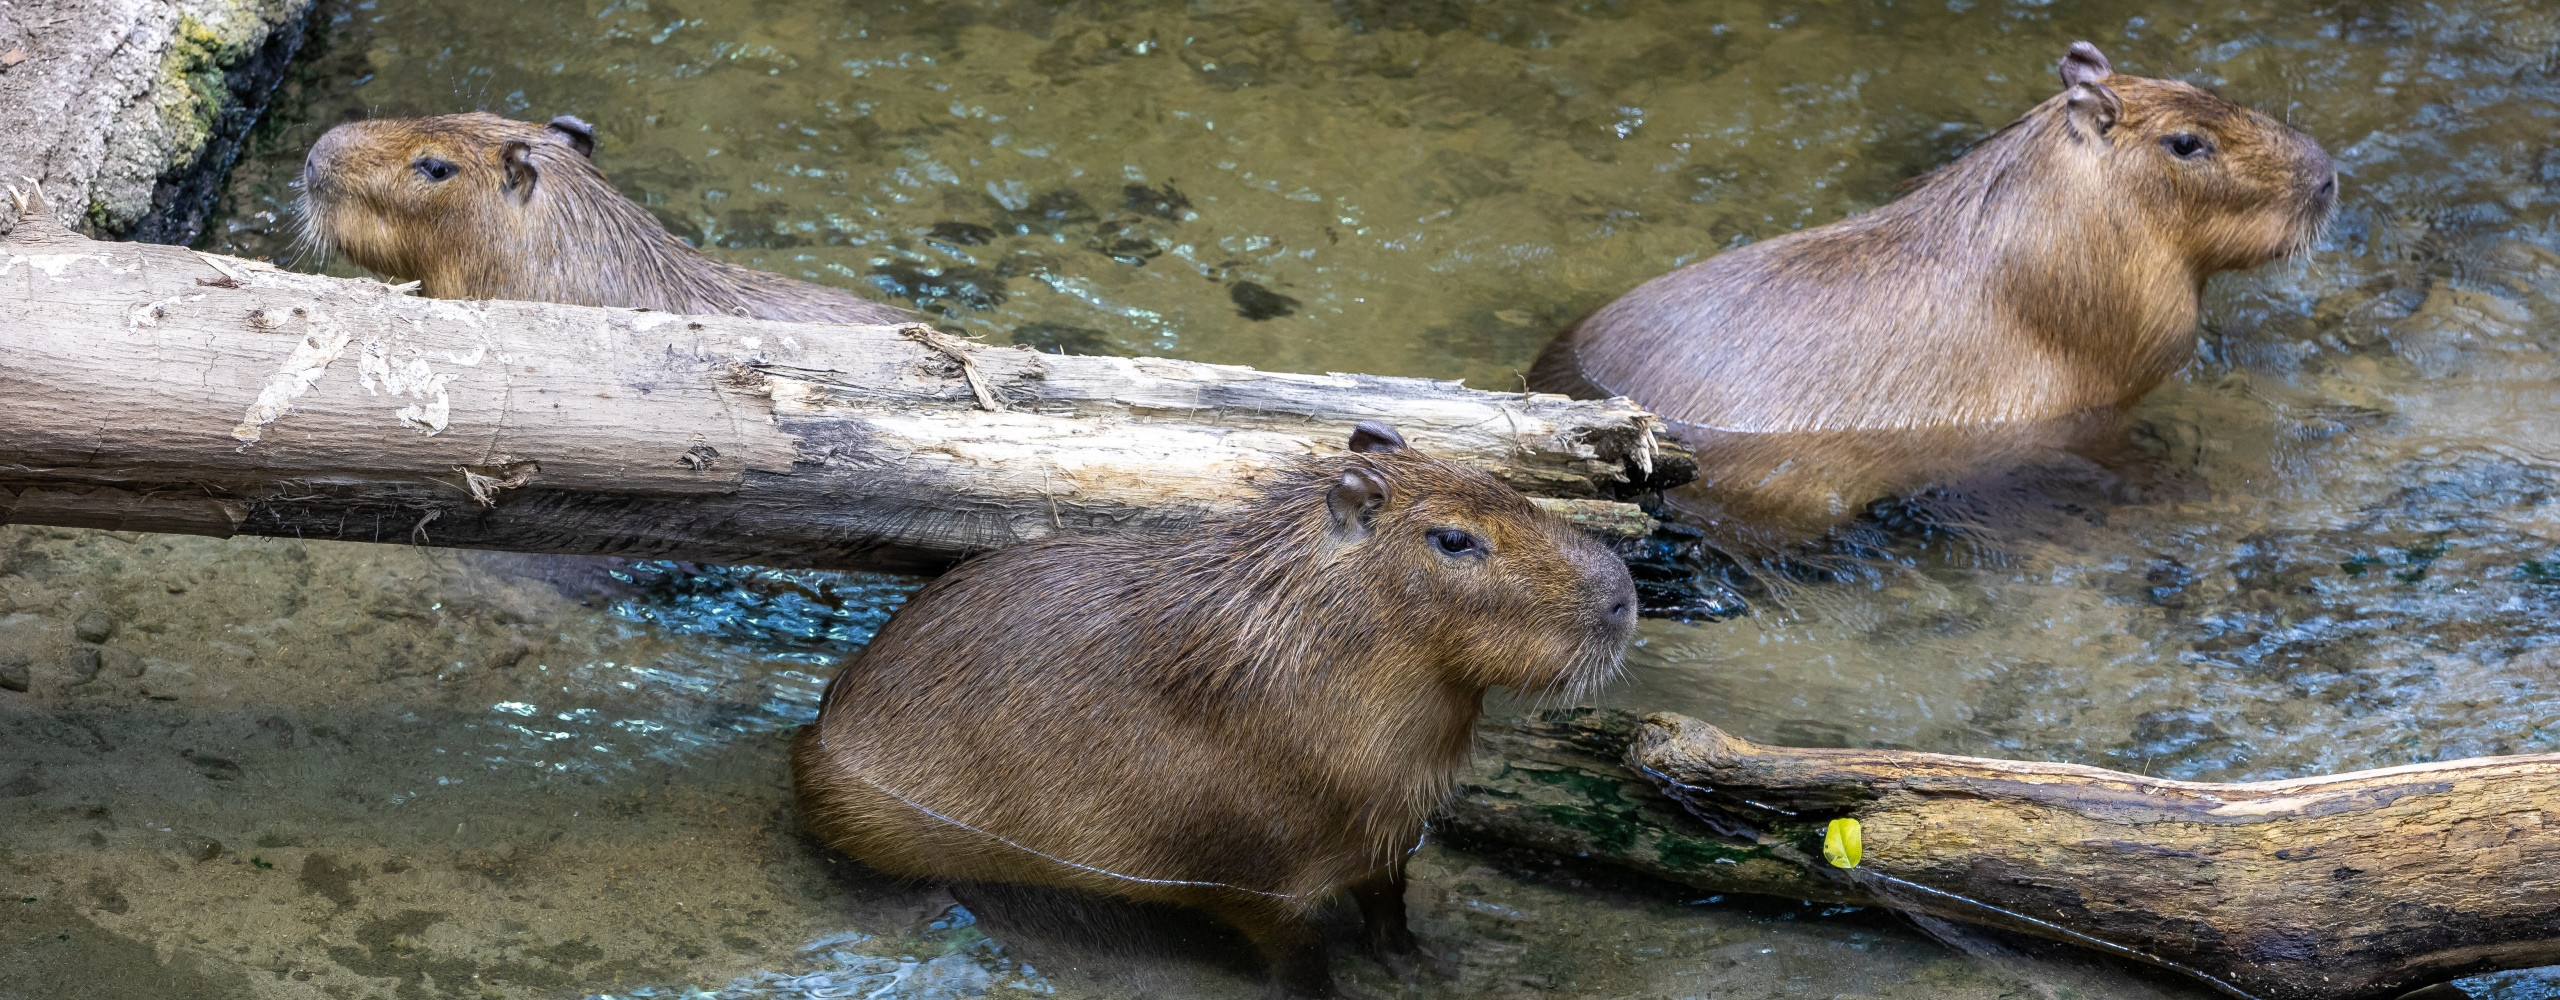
[[298, 112, 909, 323], [1531, 45, 2335, 551], [791, 445, 1633, 996]]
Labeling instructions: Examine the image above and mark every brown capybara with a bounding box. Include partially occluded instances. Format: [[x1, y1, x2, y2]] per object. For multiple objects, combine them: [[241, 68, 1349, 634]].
[[298, 112, 910, 324], [1530, 42, 2336, 550], [790, 422, 1636, 997]]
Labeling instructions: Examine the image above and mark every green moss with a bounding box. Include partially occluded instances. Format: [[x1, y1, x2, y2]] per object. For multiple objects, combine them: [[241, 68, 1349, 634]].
[[1650, 828, 1762, 871], [158, 15, 238, 168], [84, 5, 291, 232], [1511, 767, 1768, 871]]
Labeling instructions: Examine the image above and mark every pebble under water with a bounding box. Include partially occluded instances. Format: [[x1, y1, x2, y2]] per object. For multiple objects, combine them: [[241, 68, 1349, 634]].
[[8, 0, 2560, 997]]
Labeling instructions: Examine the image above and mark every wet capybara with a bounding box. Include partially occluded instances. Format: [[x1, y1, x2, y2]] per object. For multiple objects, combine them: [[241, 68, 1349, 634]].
[[790, 422, 1637, 997], [1530, 42, 2336, 550], [299, 112, 910, 323]]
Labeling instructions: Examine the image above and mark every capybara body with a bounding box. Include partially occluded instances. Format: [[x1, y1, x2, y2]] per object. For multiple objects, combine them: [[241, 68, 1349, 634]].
[[790, 424, 1636, 997], [299, 112, 909, 324], [1531, 43, 2336, 550]]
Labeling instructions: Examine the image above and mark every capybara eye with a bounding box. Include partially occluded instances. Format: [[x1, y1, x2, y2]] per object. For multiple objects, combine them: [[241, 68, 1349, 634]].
[[1427, 528, 1485, 558], [412, 156, 460, 182], [2162, 133, 2212, 159]]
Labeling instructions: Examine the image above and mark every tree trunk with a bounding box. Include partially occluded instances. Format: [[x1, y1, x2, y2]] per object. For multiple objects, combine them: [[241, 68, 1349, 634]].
[[0, 190, 1685, 572], [1449, 710, 2560, 1000]]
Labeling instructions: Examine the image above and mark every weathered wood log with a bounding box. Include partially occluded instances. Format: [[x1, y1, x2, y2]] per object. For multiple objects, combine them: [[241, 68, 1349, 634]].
[[0, 189, 1687, 572], [1449, 710, 2560, 1000]]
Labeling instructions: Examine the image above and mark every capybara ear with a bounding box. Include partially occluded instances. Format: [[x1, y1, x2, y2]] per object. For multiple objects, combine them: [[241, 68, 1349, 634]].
[[2058, 42, 2119, 138], [1326, 467, 1390, 539], [501, 141, 539, 202], [2059, 42, 2121, 140], [2060, 41, 2113, 87], [546, 115, 597, 158], [2065, 82, 2123, 139], [1348, 421, 1408, 454]]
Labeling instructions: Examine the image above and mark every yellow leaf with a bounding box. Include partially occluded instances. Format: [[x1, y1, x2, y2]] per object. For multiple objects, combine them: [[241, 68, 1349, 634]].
[[1824, 817, 1863, 869]]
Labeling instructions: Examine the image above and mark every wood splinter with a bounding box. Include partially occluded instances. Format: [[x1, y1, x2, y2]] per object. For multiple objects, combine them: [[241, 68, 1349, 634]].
[[901, 324, 1007, 412]]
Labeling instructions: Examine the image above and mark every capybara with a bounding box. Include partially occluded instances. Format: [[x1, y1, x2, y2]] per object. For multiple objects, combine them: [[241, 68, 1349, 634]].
[[298, 112, 910, 323], [790, 422, 1637, 997], [1530, 42, 2336, 550]]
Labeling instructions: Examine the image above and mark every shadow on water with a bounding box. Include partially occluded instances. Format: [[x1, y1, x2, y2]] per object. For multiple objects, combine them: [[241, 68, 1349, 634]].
[[7, 0, 2560, 996]]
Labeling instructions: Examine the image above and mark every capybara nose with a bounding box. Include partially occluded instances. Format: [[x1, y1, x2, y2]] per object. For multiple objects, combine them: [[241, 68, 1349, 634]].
[[1603, 573, 1637, 631], [306, 126, 346, 168], [303, 125, 355, 190], [1574, 543, 1640, 640], [2300, 142, 2337, 198], [1601, 565, 1635, 623]]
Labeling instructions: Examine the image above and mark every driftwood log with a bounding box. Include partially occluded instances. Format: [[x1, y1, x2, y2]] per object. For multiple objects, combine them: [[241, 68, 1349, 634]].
[[0, 189, 1685, 571], [1450, 710, 2560, 1000]]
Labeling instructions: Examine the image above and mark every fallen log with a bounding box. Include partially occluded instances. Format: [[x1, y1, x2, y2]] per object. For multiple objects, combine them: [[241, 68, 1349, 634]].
[[0, 189, 1686, 572], [1449, 710, 2560, 1000]]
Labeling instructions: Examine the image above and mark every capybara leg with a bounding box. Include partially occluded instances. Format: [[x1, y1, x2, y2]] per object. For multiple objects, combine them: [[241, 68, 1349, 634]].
[[1350, 862, 1453, 981], [1261, 923, 1337, 998], [1210, 904, 1335, 999], [1349, 864, 1416, 958]]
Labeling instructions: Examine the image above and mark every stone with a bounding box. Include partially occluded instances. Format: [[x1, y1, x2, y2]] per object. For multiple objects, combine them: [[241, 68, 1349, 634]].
[[63, 646, 101, 685], [73, 609, 113, 643], [101, 647, 145, 678], [0, 651, 28, 692]]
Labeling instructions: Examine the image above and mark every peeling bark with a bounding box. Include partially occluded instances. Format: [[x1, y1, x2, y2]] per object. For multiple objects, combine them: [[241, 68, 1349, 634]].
[[1448, 710, 2560, 1000], [0, 195, 1688, 571]]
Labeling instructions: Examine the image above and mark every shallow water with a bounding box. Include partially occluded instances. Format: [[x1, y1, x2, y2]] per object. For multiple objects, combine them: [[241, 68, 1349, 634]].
[[9, 0, 2560, 996]]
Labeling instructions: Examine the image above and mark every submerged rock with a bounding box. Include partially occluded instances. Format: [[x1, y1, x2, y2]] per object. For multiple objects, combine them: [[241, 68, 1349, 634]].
[[72, 610, 113, 644], [100, 647, 145, 679], [63, 647, 100, 685]]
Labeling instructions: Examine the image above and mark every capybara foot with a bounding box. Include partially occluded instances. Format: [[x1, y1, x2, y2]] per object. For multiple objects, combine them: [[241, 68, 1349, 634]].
[[1374, 945, 1457, 984]]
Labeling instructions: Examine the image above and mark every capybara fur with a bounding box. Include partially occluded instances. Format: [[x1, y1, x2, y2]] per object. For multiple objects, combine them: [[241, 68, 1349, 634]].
[[1530, 42, 2336, 551], [299, 112, 910, 324], [790, 422, 1637, 997]]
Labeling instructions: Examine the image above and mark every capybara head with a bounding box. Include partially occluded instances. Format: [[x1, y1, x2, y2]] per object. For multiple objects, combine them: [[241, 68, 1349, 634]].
[[1264, 421, 1637, 696], [296, 112, 908, 323], [299, 112, 604, 295], [1984, 42, 2335, 272]]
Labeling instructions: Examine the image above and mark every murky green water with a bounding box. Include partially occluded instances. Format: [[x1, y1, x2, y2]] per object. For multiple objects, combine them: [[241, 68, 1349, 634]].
[[10, 0, 2560, 997]]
